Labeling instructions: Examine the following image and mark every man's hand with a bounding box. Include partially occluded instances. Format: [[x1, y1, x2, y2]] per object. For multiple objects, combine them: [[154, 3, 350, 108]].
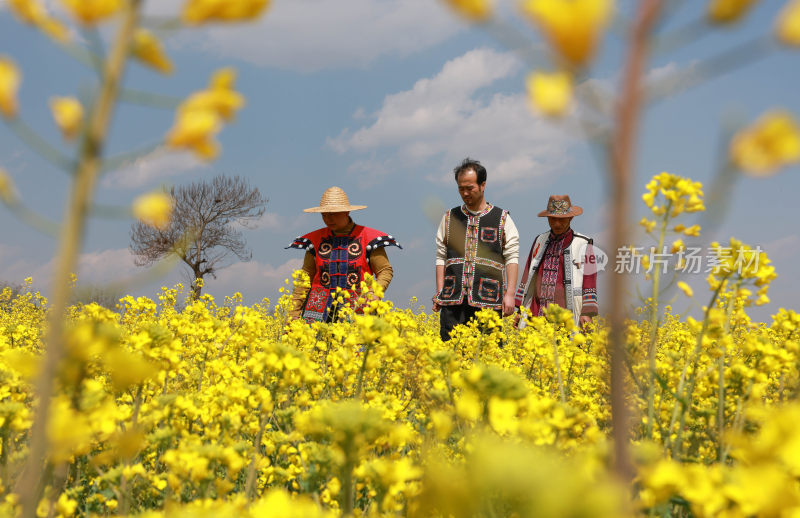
[[502, 292, 515, 317], [579, 315, 593, 329]]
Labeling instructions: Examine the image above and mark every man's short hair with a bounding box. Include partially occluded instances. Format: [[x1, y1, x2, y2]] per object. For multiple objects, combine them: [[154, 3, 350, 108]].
[[453, 158, 486, 184]]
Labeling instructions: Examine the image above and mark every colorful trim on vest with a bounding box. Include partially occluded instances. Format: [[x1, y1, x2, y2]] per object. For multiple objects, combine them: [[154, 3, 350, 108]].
[[436, 204, 508, 309], [286, 225, 401, 323]]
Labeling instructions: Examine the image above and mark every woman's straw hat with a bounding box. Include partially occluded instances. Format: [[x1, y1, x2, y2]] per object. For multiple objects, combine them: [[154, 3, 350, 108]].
[[304, 186, 367, 213]]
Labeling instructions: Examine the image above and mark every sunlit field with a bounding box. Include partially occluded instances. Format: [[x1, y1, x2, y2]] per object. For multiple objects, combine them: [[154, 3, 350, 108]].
[[2, 231, 799, 517]]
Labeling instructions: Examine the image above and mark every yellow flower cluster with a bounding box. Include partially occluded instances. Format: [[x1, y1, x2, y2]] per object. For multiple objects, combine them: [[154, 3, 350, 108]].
[[7, 0, 69, 42], [730, 110, 800, 176], [165, 68, 245, 160], [0, 253, 796, 517], [641, 171, 705, 219], [182, 0, 271, 25]]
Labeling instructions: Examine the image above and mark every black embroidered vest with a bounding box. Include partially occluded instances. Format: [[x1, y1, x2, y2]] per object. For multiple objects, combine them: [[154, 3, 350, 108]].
[[436, 205, 507, 308]]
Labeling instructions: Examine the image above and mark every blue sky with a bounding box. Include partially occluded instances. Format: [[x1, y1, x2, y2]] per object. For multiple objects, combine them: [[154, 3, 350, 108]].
[[1, 0, 798, 321]]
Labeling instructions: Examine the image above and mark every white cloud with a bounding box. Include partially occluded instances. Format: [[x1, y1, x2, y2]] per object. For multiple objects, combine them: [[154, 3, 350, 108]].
[[102, 147, 206, 189], [328, 48, 573, 188], [160, 0, 461, 72], [253, 212, 283, 231], [210, 258, 304, 299], [646, 61, 700, 100]]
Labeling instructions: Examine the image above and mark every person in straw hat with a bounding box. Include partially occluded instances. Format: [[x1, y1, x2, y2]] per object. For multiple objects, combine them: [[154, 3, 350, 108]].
[[433, 158, 520, 341], [515, 194, 598, 329], [286, 186, 401, 323]]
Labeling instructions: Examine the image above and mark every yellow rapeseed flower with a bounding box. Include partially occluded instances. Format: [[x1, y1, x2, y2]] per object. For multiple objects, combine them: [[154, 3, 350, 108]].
[[182, 0, 271, 25], [707, 0, 758, 24], [677, 281, 694, 298], [59, 0, 123, 24], [442, 0, 492, 21], [49, 97, 83, 140], [683, 224, 701, 237], [8, 0, 69, 42], [166, 109, 222, 159], [133, 191, 173, 230], [640, 217, 657, 233], [0, 56, 21, 119], [731, 111, 800, 175], [0, 167, 17, 204], [776, 0, 800, 47], [166, 68, 244, 159], [520, 0, 613, 67], [132, 29, 174, 74], [526, 71, 572, 117]]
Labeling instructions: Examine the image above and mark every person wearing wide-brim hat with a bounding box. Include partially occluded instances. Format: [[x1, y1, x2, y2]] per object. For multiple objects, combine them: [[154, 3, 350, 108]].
[[285, 186, 401, 323], [515, 194, 598, 329]]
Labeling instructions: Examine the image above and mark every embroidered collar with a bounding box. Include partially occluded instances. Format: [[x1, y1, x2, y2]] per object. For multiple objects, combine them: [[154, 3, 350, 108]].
[[461, 203, 493, 217], [549, 228, 572, 243]]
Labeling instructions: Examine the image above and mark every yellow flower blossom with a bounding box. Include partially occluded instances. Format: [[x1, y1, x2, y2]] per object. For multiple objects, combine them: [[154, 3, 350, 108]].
[[442, 0, 492, 22], [677, 281, 694, 298], [49, 96, 83, 140], [183, 0, 271, 25], [526, 70, 572, 117], [0, 167, 18, 204], [166, 68, 244, 159], [0, 56, 21, 119], [683, 224, 701, 237], [133, 191, 173, 230], [59, 0, 123, 24], [671, 239, 685, 254], [776, 0, 800, 46], [639, 217, 656, 233], [133, 29, 174, 74], [707, 0, 758, 24], [730, 110, 800, 175], [8, 0, 69, 42], [520, 0, 613, 66]]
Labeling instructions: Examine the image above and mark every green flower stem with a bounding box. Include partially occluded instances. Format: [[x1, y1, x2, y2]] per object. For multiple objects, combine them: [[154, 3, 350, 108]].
[[3, 199, 61, 236], [717, 280, 741, 461], [15, 3, 143, 517], [245, 406, 270, 500], [553, 327, 566, 404], [6, 117, 74, 172], [669, 274, 729, 458], [355, 343, 372, 399], [646, 203, 671, 440]]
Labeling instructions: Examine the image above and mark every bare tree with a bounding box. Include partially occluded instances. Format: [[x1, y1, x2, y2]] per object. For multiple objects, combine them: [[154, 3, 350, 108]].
[[130, 175, 266, 298]]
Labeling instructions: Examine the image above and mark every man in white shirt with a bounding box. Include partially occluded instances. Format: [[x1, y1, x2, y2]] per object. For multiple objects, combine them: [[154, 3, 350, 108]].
[[432, 158, 519, 341]]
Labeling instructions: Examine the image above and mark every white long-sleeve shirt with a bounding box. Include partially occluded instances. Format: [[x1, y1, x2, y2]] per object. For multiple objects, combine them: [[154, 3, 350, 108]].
[[435, 205, 519, 266]]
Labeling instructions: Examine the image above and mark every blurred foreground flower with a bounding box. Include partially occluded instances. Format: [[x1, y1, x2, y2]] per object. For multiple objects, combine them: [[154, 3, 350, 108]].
[[8, 0, 69, 42], [707, 0, 758, 24], [0, 167, 18, 203], [730, 111, 800, 175], [166, 68, 244, 160], [133, 191, 173, 230], [442, 0, 492, 21], [527, 71, 572, 117], [59, 0, 123, 24], [520, 0, 613, 67], [183, 0, 271, 25], [49, 97, 84, 140], [133, 29, 174, 74], [677, 281, 693, 298], [776, 0, 800, 46], [0, 56, 21, 119]]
